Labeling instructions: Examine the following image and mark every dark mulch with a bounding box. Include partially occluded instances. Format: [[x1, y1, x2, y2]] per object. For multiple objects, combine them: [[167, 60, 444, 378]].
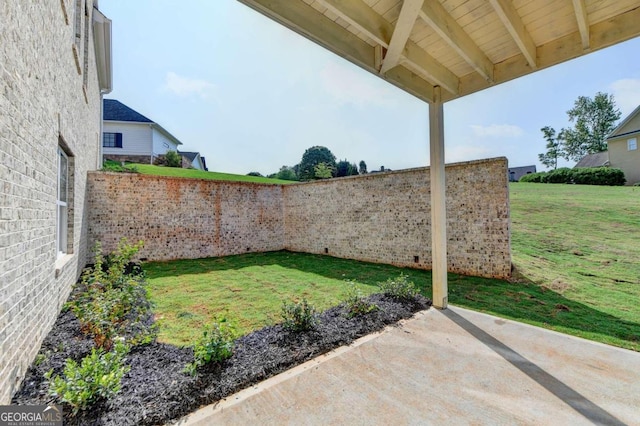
[[13, 294, 431, 425]]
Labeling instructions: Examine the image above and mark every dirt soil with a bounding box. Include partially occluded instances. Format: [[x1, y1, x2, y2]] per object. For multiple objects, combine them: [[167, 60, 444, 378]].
[[13, 293, 431, 425]]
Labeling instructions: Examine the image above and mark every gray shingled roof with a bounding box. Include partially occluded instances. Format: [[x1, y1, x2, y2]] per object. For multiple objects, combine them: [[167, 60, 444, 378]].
[[103, 99, 153, 122], [574, 151, 609, 168]]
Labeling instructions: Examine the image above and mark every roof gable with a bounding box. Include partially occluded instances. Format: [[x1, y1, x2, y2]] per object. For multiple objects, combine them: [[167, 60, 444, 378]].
[[103, 99, 153, 123], [608, 105, 640, 139], [575, 151, 609, 168]]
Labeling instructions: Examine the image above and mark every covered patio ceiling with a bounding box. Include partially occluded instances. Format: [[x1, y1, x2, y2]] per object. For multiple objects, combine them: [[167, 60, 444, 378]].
[[235, 0, 640, 309], [237, 0, 640, 104]]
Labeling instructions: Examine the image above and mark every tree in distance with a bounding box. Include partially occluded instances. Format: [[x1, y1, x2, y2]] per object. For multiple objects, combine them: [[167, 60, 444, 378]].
[[539, 92, 621, 166], [299, 146, 337, 180], [359, 160, 367, 174]]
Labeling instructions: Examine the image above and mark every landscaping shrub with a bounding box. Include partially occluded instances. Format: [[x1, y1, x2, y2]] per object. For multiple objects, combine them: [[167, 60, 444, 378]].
[[184, 322, 235, 375], [378, 274, 420, 300], [572, 167, 625, 186], [67, 239, 155, 349], [343, 281, 378, 318], [543, 167, 572, 183], [520, 167, 625, 186], [281, 299, 317, 332], [165, 150, 182, 168], [101, 159, 138, 173], [45, 342, 130, 415], [519, 172, 547, 183]]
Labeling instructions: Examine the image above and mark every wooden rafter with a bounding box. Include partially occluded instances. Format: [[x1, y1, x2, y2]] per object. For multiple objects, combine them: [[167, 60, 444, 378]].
[[316, 0, 458, 94], [419, 0, 494, 82], [489, 0, 537, 69], [379, 0, 423, 75], [572, 0, 590, 50]]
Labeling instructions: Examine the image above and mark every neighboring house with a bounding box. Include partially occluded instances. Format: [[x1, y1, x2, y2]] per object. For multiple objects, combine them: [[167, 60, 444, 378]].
[[180, 151, 208, 171], [606, 105, 640, 185], [103, 99, 183, 164], [0, 1, 112, 403], [508, 165, 536, 182], [574, 151, 610, 168]]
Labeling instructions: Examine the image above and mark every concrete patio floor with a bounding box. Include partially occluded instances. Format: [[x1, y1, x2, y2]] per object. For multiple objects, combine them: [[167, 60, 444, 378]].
[[177, 306, 640, 425]]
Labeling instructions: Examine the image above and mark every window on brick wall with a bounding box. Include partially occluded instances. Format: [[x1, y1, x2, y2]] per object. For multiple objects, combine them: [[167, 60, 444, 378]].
[[57, 140, 75, 259], [103, 132, 123, 148], [57, 147, 69, 257]]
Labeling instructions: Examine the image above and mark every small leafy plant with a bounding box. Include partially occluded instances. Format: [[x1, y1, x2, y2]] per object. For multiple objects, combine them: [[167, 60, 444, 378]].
[[46, 343, 130, 415], [281, 298, 317, 332], [184, 322, 235, 375], [343, 281, 378, 318], [378, 274, 420, 300], [67, 239, 154, 349]]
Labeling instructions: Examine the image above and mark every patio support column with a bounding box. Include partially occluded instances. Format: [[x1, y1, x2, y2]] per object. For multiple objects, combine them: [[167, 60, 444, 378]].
[[429, 86, 448, 309]]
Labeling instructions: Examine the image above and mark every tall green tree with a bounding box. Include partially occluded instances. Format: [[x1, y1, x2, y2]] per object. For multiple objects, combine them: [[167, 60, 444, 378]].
[[358, 160, 367, 174], [275, 166, 298, 181], [560, 92, 621, 161], [313, 162, 333, 179], [299, 146, 337, 180], [538, 126, 562, 170]]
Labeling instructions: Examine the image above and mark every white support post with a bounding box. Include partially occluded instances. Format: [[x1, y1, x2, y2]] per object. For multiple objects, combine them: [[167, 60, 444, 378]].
[[429, 86, 448, 309]]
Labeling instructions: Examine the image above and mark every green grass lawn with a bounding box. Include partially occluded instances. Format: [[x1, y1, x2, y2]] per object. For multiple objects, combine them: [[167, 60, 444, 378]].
[[120, 163, 295, 185], [145, 183, 640, 350]]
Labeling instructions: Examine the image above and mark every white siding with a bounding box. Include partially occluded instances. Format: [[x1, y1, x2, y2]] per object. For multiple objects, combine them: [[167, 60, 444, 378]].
[[152, 128, 180, 157], [103, 122, 152, 156]]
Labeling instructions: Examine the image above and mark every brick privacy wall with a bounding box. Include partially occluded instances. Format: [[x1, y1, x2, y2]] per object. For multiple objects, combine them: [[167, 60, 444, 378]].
[[87, 158, 509, 279], [87, 174, 285, 260], [284, 158, 510, 278], [0, 1, 102, 403]]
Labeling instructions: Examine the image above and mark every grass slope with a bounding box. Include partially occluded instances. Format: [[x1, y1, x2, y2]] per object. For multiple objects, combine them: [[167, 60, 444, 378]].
[[128, 164, 294, 185], [145, 183, 640, 351]]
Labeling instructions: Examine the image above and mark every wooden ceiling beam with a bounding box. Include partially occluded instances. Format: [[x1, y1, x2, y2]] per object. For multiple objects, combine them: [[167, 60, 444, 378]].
[[442, 5, 640, 102], [379, 0, 423, 75], [572, 0, 590, 50], [316, 0, 459, 94], [489, 0, 537, 69], [237, 0, 437, 103], [419, 0, 494, 82]]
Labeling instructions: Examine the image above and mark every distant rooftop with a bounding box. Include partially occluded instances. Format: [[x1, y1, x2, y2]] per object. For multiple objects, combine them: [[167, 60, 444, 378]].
[[575, 151, 609, 168], [103, 99, 153, 123]]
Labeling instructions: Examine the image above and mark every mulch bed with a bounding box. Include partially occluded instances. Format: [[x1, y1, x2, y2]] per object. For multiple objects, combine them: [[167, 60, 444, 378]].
[[13, 293, 431, 425]]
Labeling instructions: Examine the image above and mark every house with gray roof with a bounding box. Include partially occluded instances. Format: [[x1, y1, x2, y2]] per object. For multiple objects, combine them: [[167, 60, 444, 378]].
[[179, 151, 208, 171], [508, 165, 536, 182], [103, 99, 183, 164], [574, 151, 609, 168]]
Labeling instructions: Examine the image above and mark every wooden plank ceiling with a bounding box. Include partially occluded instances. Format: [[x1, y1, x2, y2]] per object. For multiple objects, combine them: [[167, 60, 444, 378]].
[[236, 0, 640, 103]]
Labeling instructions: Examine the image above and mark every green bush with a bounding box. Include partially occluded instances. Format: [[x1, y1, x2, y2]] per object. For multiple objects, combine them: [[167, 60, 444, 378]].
[[46, 343, 130, 415], [572, 167, 625, 186], [519, 172, 547, 183], [101, 160, 138, 173], [68, 239, 155, 349], [165, 150, 181, 168], [543, 167, 572, 183], [343, 281, 378, 318], [378, 274, 420, 300], [184, 323, 235, 375], [281, 299, 317, 332]]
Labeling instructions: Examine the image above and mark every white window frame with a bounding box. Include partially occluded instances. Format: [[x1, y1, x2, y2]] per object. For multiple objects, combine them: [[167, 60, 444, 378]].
[[628, 138, 637, 151], [57, 147, 69, 258]]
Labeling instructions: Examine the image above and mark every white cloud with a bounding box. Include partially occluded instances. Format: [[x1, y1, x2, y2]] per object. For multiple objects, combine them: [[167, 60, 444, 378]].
[[164, 72, 216, 100], [609, 78, 640, 116], [470, 124, 524, 138], [446, 144, 492, 163], [319, 60, 397, 108]]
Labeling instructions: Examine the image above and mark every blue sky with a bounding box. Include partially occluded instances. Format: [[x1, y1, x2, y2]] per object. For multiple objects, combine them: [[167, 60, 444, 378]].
[[101, 1, 640, 175]]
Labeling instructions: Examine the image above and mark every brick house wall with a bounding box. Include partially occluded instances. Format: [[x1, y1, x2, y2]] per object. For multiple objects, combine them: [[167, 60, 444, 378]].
[[0, 1, 104, 403], [87, 158, 510, 279]]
